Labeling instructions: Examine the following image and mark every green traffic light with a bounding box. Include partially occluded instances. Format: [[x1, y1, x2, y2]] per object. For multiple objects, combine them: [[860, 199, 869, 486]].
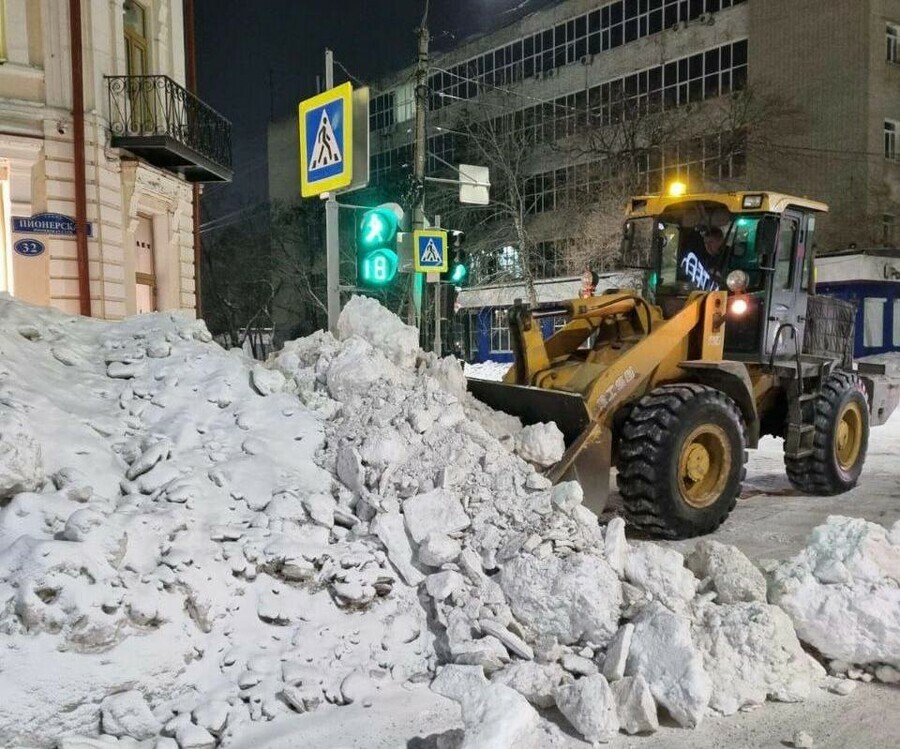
[[359, 208, 397, 250], [450, 263, 468, 284], [360, 249, 398, 286]]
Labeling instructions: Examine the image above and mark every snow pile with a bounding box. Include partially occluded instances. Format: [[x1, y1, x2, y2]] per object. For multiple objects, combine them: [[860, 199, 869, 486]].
[[769, 515, 900, 670], [464, 360, 510, 381], [0, 294, 851, 748]]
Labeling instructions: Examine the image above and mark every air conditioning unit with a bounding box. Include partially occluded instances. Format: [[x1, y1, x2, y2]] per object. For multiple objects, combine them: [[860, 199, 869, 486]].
[[580, 54, 594, 65]]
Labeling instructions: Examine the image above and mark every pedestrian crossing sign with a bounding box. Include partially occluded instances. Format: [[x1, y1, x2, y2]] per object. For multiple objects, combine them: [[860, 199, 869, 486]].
[[414, 230, 448, 273], [299, 82, 353, 197]]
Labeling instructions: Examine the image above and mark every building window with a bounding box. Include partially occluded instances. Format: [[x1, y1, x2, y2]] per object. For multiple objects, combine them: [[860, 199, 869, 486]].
[[863, 297, 886, 348], [370, 92, 395, 132], [888, 23, 899, 64], [490, 309, 512, 352], [0, 0, 7, 64], [884, 214, 896, 246], [893, 299, 900, 346], [124, 1, 149, 76], [886, 120, 898, 160]]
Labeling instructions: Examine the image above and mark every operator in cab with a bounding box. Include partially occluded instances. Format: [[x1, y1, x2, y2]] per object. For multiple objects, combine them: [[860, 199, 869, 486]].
[[678, 226, 726, 291]]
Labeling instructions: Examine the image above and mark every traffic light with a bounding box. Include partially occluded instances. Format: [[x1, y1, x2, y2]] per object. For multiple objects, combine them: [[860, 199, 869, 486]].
[[446, 230, 468, 286], [358, 203, 401, 287]]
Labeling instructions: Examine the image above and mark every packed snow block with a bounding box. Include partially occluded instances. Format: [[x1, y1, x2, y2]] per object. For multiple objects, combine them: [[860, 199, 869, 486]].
[[624, 542, 697, 613], [602, 622, 634, 682], [491, 661, 565, 709], [549, 482, 583, 513], [769, 516, 900, 667], [336, 444, 365, 494], [554, 674, 620, 743], [250, 365, 286, 396], [611, 675, 659, 734], [625, 601, 711, 728], [431, 665, 542, 749], [0, 413, 43, 499], [691, 601, 825, 715], [100, 690, 161, 741], [418, 532, 462, 567], [686, 540, 767, 604], [604, 517, 628, 576], [337, 295, 420, 369], [325, 337, 400, 402], [402, 488, 470, 544], [371, 511, 424, 586], [500, 553, 622, 648], [515, 423, 565, 468]]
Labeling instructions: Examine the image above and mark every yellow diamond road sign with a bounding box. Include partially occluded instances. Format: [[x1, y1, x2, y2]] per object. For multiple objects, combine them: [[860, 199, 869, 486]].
[[299, 82, 353, 197]]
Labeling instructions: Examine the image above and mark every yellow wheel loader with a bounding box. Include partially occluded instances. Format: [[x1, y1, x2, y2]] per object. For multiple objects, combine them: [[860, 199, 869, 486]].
[[468, 190, 900, 539]]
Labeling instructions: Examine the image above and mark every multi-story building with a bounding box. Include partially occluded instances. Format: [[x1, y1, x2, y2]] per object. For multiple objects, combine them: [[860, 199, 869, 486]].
[[0, 0, 231, 319], [268, 0, 900, 359]]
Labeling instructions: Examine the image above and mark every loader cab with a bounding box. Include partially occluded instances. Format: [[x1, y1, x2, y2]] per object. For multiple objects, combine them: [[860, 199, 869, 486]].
[[621, 191, 828, 362]]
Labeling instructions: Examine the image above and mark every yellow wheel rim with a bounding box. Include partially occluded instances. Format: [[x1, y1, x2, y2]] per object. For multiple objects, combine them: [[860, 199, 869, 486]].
[[677, 424, 732, 509], [835, 401, 863, 471]]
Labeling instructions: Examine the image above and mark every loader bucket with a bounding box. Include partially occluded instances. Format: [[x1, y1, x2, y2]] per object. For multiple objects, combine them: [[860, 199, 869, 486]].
[[466, 377, 612, 514]]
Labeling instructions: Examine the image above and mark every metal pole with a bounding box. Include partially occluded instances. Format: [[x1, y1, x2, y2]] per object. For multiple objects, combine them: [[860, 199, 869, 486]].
[[69, 0, 91, 317], [410, 18, 429, 330], [324, 48, 340, 334], [433, 214, 441, 356], [184, 0, 202, 317]]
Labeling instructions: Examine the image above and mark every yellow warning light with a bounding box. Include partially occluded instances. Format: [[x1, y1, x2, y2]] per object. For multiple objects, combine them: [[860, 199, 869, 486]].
[[668, 181, 687, 197]]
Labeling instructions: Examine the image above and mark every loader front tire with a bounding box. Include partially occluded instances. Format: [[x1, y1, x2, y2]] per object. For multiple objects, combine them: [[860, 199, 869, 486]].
[[784, 372, 869, 495], [617, 384, 747, 539]]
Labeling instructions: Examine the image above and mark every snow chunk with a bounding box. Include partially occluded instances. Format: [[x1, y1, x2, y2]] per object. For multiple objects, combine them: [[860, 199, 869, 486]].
[[337, 295, 420, 369], [500, 553, 622, 647], [691, 601, 825, 715], [250, 365, 286, 395], [491, 661, 565, 709], [100, 691, 161, 741], [418, 531, 462, 567], [602, 622, 634, 682], [686, 540, 767, 604], [604, 517, 628, 576], [403, 488, 470, 544], [625, 601, 711, 728], [768, 516, 900, 667], [554, 674, 619, 744], [432, 665, 541, 749], [611, 674, 659, 734], [515, 423, 565, 467], [0, 413, 43, 499], [624, 542, 697, 612]]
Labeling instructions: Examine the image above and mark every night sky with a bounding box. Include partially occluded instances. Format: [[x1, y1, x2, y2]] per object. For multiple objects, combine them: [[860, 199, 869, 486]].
[[195, 0, 558, 216]]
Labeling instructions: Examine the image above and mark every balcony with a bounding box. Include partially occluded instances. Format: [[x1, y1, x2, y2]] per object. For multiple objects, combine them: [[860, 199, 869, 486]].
[[107, 75, 232, 183]]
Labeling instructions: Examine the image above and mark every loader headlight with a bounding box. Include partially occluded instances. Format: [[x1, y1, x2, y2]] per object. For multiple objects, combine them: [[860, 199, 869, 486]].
[[730, 297, 749, 316], [726, 270, 749, 294]]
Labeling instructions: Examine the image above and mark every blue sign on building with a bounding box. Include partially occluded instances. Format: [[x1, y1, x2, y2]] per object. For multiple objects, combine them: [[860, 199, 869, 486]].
[[12, 212, 93, 237], [14, 238, 46, 257]]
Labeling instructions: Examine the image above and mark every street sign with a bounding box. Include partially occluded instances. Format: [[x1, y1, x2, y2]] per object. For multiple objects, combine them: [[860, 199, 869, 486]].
[[414, 229, 448, 273], [13, 212, 93, 237], [299, 82, 354, 197], [459, 164, 490, 206]]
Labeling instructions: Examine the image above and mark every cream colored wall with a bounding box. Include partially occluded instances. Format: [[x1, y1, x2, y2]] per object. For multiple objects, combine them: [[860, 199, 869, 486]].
[[0, 0, 197, 319]]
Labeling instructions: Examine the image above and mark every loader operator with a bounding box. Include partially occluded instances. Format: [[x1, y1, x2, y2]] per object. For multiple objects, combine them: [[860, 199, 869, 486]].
[[678, 226, 726, 291]]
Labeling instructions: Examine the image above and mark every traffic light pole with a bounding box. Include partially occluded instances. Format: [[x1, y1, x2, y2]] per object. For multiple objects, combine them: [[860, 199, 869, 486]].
[[324, 48, 341, 335], [412, 17, 429, 334]]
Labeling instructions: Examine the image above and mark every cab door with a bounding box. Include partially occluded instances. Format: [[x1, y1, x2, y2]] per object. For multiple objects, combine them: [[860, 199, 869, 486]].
[[765, 210, 807, 357]]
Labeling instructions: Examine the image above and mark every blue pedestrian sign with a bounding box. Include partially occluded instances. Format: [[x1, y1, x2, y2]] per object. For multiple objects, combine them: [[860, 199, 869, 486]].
[[414, 229, 448, 273], [299, 83, 354, 197]]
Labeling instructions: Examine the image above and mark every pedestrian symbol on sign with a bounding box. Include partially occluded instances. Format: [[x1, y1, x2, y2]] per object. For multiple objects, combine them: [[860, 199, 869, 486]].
[[420, 238, 441, 264], [309, 110, 342, 171]]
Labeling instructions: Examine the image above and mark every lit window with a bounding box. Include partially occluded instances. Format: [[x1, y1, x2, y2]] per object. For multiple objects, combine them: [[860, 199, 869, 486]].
[[886, 120, 898, 160], [864, 298, 886, 348], [490, 309, 512, 353], [888, 24, 899, 64]]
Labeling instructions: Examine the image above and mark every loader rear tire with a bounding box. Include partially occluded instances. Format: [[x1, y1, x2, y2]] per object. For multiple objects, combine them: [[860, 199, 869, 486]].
[[784, 372, 869, 495], [617, 384, 747, 539]]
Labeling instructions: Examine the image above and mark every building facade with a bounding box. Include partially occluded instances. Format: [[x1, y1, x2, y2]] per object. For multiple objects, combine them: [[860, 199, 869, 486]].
[[0, 0, 231, 319]]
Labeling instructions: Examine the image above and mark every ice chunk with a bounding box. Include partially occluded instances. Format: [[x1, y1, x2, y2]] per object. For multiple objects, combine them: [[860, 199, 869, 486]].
[[611, 674, 658, 734], [0, 414, 43, 499], [402, 488, 470, 544], [491, 661, 565, 709], [100, 691, 161, 741], [554, 674, 619, 744], [624, 542, 697, 612], [686, 540, 767, 604], [515, 423, 565, 467]]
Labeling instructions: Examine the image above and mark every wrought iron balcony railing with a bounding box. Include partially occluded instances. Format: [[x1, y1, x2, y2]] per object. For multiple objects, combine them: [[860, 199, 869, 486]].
[[107, 74, 233, 183]]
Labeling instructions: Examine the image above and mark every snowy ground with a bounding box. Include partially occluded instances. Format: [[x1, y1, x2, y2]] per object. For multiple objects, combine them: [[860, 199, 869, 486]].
[[1, 293, 898, 749]]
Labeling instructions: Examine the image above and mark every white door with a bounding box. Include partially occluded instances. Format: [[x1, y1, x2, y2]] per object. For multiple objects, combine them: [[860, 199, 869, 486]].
[[135, 215, 156, 314]]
